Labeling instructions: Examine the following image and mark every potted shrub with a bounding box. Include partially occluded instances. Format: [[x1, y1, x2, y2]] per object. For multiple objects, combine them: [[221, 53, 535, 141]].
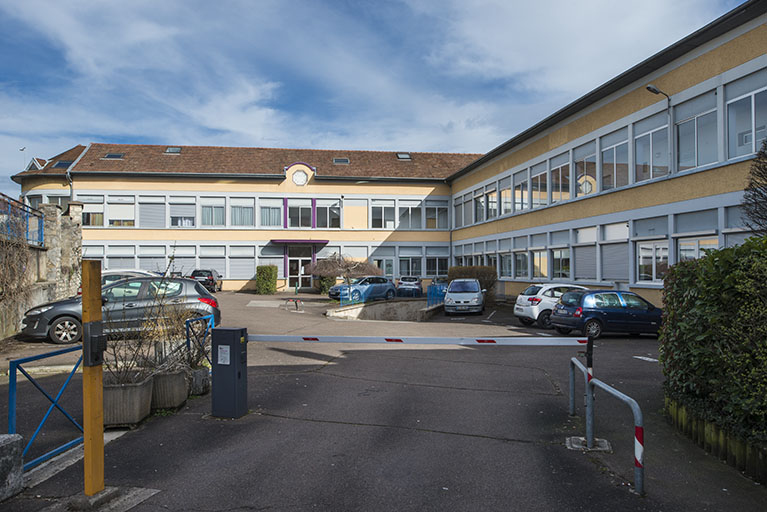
[[102, 329, 154, 428]]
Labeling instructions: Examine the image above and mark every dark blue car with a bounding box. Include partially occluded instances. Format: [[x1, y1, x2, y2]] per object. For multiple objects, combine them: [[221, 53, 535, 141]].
[[550, 289, 662, 339]]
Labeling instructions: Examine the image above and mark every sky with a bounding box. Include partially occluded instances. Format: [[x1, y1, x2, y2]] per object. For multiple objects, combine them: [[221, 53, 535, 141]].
[[0, 0, 746, 197]]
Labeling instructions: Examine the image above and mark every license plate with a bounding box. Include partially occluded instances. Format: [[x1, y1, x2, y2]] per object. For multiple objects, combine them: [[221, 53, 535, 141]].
[[457, 306, 468, 311], [515, 306, 523, 312]]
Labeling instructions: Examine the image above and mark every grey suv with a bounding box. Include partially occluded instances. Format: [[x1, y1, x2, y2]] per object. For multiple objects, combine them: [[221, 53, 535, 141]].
[[21, 277, 221, 344]]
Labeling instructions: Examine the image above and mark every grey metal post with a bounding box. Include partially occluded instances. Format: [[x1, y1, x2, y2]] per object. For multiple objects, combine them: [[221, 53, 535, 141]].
[[568, 360, 575, 416]]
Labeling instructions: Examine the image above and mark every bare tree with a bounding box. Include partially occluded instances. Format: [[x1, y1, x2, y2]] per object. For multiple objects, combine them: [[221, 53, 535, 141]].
[[305, 253, 382, 286], [742, 140, 767, 236]]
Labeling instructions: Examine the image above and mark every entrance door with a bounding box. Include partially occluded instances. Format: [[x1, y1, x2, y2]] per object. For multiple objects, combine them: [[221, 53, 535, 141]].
[[288, 246, 313, 289], [373, 258, 394, 280]]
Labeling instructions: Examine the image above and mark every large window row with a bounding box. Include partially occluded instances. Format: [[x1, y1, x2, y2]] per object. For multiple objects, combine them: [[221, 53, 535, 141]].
[[69, 194, 449, 231], [454, 68, 767, 229]]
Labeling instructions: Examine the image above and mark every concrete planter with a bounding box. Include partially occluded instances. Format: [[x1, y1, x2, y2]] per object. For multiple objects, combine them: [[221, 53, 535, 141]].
[[151, 370, 188, 410], [188, 367, 211, 396], [104, 377, 154, 428]]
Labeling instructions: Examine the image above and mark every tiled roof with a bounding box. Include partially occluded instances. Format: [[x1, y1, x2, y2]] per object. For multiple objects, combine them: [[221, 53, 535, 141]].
[[14, 146, 86, 180], [14, 143, 482, 182]]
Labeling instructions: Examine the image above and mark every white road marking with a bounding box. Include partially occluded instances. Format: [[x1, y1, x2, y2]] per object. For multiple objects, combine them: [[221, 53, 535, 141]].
[[247, 300, 280, 308], [485, 310, 496, 320], [633, 356, 659, 362]]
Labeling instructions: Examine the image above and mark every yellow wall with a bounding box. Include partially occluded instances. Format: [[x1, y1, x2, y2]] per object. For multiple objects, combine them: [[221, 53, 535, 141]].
[[452, 24, 767, 193], [453, 161, 749, 241], [343, 205, 368, 229], [82, 229, 449, 243], [499, 281, 663, 306]]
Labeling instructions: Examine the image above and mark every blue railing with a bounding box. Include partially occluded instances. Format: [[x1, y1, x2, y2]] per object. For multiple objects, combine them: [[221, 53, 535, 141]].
[[339, 285, 365, 307], [185, 314, 215, 367], [8, 346, 84, 471], [1, 191, 44, 247], [427, 284, 447, 307]]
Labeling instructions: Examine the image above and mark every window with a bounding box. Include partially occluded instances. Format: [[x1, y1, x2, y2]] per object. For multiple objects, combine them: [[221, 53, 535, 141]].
[[637, 241, 668, 282], [229, 246, 256, 279], [260, 198, 282, 227], [453, 198, 463, 228], [396, 152, 411, 160], [199, 246, 226, 277], [499, 177, 512, 215], [634, 113, 669, 182], [231, 198, 255, 226], [500, 254, 512, 277], [531, 162, 547, 208], [532, 250, 547, 278], [473, 190, 485, 223], [399, 257, 422, 276], [425, 257, 448, 276], [678, 237, 718, 261], [78, 195, 104, 227], [53, 161, 73, 168], [138, 246, 166, 273], [201, 197, 225, 227], [574, 142, 597, 197], [148, 279, 183, 299], [726, 70, 767, 158], [138, 196, 166, 228], [514, 171, 528, 211], [372, 200, 395, 229], [601, 128, 629, 191], [676, 92, 717, 171], [316, 199, 341, 228], [485, 253, 497, 271], [169, 196, 195, 227], [485, 188, 498, 219], [549, 153, 570, 203], [165, 147, 182, 153], [425, 200, 448, 229], [398, 200, 422, 229], [333, 157, 350, 165], [462, 193, 472, 225], [27, 195, 42, 209], [103, 153, 124, 159], [288, 199, 312, 228], [552, 249, 570, 279], [107, 196, 135, 227], [104, 280, 143, 302], [514, 252, 528, 278]]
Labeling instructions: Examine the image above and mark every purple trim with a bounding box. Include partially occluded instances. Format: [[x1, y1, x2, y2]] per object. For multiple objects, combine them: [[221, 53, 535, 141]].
[[283, 246, 288, 278], [283, 198, 288, 228], [311, 198, 317, 228], [270, 239, 329, 244]]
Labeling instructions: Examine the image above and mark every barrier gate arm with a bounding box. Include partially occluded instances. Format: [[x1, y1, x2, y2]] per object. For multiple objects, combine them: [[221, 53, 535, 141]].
[[247, 335, 588, 346]]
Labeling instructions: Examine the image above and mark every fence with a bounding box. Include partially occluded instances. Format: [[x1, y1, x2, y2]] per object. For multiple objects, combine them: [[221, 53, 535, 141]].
[[426, 284, 447, 307], [7, 346, 84, 471], [0, 191, 44, 247]]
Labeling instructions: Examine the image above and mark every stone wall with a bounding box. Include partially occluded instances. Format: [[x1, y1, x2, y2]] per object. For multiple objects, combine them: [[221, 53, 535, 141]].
[[0, 203, 82, 339]]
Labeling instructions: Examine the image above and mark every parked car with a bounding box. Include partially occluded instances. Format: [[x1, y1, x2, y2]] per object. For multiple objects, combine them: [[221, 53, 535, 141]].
[[397, 276, 423, 297], [76, 269, 159, 296], [443, 278, 485, 315], [21, 277, 221, 344], [328, 276, 396, 302], [514, 283, 588, 329], [551, 289, 662, 339], [190, 269, 223, 293]]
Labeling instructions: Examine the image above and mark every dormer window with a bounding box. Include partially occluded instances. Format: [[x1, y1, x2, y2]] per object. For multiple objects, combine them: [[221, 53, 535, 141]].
[[333, 157, 350, 165], [53, 161, 73, 169], [165, 147, 182, 154], [396, 152, 412, 160], [103, 153, 124, 159]]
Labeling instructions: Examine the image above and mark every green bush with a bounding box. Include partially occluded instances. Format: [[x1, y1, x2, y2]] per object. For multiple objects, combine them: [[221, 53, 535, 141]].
[[317, 276, 336, 294], [447, 266, 498, 302], [659, 235, 767, 442], [255, 265, 278, 295]]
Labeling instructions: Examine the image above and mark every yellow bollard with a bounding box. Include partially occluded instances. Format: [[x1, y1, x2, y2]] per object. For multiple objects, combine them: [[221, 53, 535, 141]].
[[82, 260, 104, 496]]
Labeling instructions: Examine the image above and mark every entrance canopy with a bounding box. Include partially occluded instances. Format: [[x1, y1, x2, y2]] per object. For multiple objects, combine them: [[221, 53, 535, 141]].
[[270, 239, 329, 244]]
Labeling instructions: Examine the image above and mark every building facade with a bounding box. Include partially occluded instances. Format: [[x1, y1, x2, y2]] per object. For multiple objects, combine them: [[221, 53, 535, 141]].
[[14, 2, 767, 304]]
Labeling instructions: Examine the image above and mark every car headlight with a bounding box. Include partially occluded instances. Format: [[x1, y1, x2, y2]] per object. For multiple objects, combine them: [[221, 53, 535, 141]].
[[26, 305, 53, 316], [471, 297, 479, 304], [445, 298, 455, 304]]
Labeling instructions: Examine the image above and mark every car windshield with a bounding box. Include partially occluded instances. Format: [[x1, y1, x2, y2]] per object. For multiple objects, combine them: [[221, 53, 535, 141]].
[[191, 270, 210, 277], [560, 291, 585, 307], [521, 285, 542, 296], [448, 280, 480, 293], [401, 277, 418, 283]]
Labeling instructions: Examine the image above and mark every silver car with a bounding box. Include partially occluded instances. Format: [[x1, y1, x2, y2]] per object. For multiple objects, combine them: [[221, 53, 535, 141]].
[[514, 283, 587, 328], [444, 278, 485, 315]]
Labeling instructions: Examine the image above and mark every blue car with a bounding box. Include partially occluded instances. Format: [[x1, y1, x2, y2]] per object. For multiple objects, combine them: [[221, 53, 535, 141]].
[[328, 276, 396, 303], [551, 289, 662, 339]]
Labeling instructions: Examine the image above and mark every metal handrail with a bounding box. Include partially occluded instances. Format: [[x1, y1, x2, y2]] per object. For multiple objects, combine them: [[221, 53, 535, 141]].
[[426, 284, 446, 307], [8, 345, 84, 471], [0, 191, 44, 247], [185, 314, 215, 367]]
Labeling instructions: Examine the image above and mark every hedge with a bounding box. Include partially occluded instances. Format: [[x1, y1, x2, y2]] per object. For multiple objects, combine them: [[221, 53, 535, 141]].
[[255, 265, 278, 295], [447, 266, 498, 302], [659, 235, 767, 443]]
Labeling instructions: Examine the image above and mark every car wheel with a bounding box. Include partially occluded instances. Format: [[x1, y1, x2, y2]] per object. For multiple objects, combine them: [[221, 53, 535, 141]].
[[537, 310, 553, 329], [582, 319, 603, 339], [351, 290, 362, 302], [518, 317, 535, 326], [554, 326, 572, 335], [385, 289, 395, 300], [49, 316, 82, 344]]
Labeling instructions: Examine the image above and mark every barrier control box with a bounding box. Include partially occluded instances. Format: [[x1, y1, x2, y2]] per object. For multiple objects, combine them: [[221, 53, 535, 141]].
[[212, 327, 248, 418]]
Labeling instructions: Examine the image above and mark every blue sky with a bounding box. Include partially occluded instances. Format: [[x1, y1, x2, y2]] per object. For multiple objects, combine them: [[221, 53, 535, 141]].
[[0, 0, 745, 197]]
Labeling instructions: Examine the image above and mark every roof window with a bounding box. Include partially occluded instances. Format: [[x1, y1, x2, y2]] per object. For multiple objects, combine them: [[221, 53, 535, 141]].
[[53, 161, 73, 169], [165, 147, 182, 154], [333, 157, 350, 165], [103, 153, 124, 159], [396, 152, 412, 160]]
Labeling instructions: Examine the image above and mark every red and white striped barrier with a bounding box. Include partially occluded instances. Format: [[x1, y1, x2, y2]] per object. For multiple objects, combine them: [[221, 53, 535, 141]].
[[634, 426, 644, 469], [247, 335, 587, 347]]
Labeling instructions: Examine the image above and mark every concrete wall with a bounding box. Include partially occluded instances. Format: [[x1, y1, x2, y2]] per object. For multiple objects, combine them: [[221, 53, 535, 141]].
[[326, 299, 442, 322], [0, 434, 23, 502]]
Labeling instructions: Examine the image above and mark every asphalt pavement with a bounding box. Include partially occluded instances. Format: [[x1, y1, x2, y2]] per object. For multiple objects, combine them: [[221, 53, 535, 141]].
[[2, 292, 765, 511]]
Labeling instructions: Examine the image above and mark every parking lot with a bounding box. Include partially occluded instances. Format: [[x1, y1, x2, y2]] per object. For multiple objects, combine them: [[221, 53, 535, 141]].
[[3, 292, 766, 511]]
